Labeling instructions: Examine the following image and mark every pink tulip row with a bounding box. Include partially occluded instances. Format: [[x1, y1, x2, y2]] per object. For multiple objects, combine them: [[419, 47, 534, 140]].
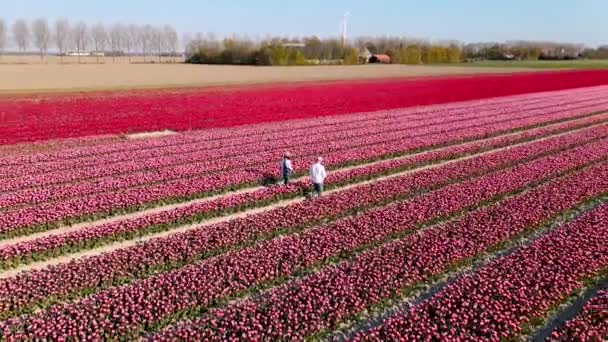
[[0, 103, 573, 201], [3, 104, 607, 237], [352, 202, 608, 341], [549, 289, 607, 341], [324, 117, 608, 185], [149, 158, 608, 342], [3, 107, 607, 218], [2, 134, 606, 340], [0, 134, 120, 160], [0, 124, 597, 319], [0, 122, 606, 270], [2, 92, 599, 195], [0, 86, 586, 168]]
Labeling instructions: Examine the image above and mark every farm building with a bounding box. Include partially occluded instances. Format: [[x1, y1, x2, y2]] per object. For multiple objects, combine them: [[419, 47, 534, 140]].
[[358, 47, 373, 64], [369, 54, 391, 64]]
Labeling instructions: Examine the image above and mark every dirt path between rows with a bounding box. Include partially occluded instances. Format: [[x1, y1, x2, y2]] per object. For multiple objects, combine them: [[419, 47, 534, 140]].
[[2, 120, 605, 279]]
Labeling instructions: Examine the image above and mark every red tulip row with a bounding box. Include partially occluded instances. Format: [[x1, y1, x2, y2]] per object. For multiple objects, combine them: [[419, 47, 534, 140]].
[[4, 86, 601, 182], [5, 72, 608, 145], [148, 160, 608, 342], [549, 289, 608, 341], [0, 87, 562, 175], [0, 122, 606, 270], [1, 85, 574, 167], [2, 104, 607, 237], [0, 125, 598, 320], [2, 135, 606, 340], [352, 202, 608, 341], [2, 93, 601, 199], [3, 71, 608, 144]]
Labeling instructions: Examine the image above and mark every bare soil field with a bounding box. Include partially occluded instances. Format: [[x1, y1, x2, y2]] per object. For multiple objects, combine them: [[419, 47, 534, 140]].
[[0, 58, 535, 94]]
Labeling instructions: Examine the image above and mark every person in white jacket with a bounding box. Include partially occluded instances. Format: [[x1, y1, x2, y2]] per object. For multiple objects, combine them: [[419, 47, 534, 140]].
[[309, 156, 327, 197]]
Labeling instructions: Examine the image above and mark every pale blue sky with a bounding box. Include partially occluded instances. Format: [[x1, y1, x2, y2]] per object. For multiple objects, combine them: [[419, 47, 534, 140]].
[[3, 0, 607, 46]]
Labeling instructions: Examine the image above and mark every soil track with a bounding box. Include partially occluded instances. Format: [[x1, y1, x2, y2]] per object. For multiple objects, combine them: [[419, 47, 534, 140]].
[[0, 64, 530, 94]]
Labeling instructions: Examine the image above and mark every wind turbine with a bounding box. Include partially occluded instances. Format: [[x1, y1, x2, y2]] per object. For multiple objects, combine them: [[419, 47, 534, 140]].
[[342, 11, 351, 47]]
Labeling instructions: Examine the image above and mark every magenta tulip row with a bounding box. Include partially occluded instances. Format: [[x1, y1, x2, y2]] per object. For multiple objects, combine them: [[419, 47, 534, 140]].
[[149, 159, 608, 341], [2, 136, 606, 340], [549, 290, 607, 341], [0, 125, 597, 319], [0, 86, 582, 168], [0, 122, 606, 268], [324, 117, 607, 185], [2, 93, 599, 195], [352, 202, 608, 341], [2, 105, 607, 236]]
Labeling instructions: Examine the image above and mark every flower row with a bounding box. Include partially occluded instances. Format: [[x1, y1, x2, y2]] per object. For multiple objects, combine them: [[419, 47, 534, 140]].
[[0, 122, 606, 270], [2, 71, 608, 144], [2, 92, 596, 194], [0, 86, 570, 167], [3, 103, 607, 236], [354, 199, 608, 341], [150, 158, 608, 341], [549, 289, 607, 341], [2, 135, 605, 339], [1, 87, 593, 180], [1, 122, 593, 319]]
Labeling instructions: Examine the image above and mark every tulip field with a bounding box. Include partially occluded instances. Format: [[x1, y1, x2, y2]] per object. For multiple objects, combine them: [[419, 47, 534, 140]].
[[0, 76, 608, 341]]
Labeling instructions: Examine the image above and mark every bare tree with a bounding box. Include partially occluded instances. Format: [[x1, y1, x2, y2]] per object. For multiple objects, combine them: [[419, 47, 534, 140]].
[[140, 24, 155, 62], [54, 19, 70, 63], [13, 19, 29, 52], [109, 23, 124, 63], [72, 21, 88, 63], [163, 25, 178, 62], [125, 24, 139, 62], [91, 23, 108, 63], [32, 18, 50, 62], [0, 19, 7, 60], [154, 26, 163, 62]]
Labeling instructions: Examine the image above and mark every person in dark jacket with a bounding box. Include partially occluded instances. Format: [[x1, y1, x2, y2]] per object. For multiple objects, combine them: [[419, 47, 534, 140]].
[[279, 152, 294, 184]]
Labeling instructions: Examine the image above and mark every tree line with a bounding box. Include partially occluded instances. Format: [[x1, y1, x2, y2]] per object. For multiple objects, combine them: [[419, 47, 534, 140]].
[[2, 17, 608, 65], [0, 18, 179, 62], [184, 35, 351, 66], [184, 35, 608, 66], [184, 35, 465, 66]]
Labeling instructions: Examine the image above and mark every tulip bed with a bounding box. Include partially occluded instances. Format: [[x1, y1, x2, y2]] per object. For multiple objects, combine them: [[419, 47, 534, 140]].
[[2, 131, 608, 339], [1, 90, 603, 197], [351, 202, 608, 342], [3, 96, 586, 209], [2, 90, 608, 238], [3, 70, 608, 145], [0, 85, 576, 170], [1, 122, 606, 271], [145, 150, 608, 340], [0, 126, 602, 321], [549, 289, 607, 341], [2, 82, 608, 341]]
